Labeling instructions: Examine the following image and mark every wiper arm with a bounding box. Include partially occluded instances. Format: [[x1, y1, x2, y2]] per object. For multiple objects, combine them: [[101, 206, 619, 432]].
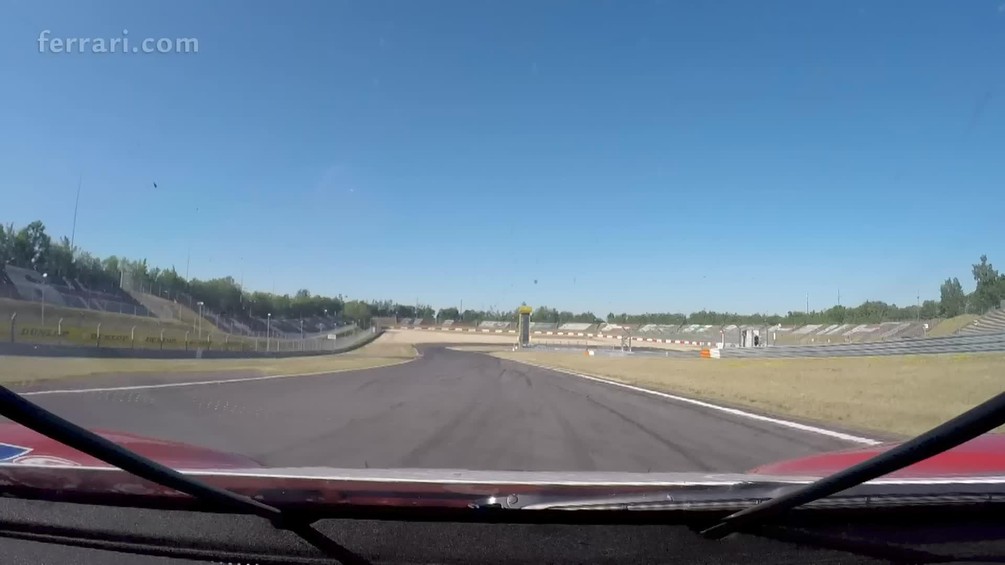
[[701, 390, 1005, 539], [0, 386, 369, 565]]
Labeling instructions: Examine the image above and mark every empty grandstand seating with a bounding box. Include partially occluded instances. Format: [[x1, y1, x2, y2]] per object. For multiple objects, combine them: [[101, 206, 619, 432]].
[[771, 321, 930, 345], [0, 266, 21, 300], [844, 324, 879, 337], [2, 265, 152, 317], [875, 322, 911, 339], [822, 323, 852, 336], [557, 322, 594, 332], [380, 312, 944, 346], [4, 265, 67, 306], [960, 308, 1005, 335], [243, 314, 345, 338]]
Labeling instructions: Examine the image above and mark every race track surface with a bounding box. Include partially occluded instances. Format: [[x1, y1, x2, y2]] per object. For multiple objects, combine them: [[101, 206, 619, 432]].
[[22, 347, 856, 472]]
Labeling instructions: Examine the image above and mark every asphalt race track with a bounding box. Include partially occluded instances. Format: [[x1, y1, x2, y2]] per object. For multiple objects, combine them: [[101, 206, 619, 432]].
[[18, 346, 858, 473]]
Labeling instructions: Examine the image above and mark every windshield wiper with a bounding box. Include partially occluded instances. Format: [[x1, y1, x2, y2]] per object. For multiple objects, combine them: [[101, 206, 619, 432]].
[[700, 390, 1005, 539], [0, 385, 370, 565]]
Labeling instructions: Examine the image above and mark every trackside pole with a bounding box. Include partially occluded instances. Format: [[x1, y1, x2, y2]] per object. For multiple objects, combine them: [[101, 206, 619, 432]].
[[517, 305, 532, 348]]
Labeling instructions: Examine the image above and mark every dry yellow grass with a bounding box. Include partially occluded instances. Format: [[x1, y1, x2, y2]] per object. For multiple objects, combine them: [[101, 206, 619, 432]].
[[492, 350, 1005, 437], [0, 340, 417, 384], [928, 315, 980, 337]]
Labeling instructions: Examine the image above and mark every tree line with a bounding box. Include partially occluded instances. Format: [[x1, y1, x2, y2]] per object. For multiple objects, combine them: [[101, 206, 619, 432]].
[[2, 220, 1003, 326], [440, 256, 1005, 327]]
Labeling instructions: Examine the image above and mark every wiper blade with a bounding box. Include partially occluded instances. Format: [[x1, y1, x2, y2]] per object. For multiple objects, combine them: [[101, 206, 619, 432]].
[[700, 391, 1005, 539], [0, 385, 369, 565]]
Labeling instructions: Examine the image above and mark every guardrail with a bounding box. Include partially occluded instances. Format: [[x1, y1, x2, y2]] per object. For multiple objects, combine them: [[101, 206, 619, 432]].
[[0, 328, 382, 359], [716, 332, 1005, 358], [389, 326, 715, 346]]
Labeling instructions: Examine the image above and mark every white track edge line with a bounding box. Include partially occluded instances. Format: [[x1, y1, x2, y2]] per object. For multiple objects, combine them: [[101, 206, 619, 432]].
[[515, 360, 881, 446], [20, 355, 418, 396]]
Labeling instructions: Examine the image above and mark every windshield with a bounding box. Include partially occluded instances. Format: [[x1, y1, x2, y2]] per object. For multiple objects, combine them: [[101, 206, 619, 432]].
[[0, 0, 1003, 496]]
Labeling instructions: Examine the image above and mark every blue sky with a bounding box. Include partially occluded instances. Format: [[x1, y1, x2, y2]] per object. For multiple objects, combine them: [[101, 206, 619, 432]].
[[0, 0, 1002, 315]]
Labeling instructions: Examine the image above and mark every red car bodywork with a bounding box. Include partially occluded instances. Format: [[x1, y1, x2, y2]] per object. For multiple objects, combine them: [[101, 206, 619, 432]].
[[752, 434, 1005, 478], [3, 422, 1002, 478], [0, 423, 1002, 510], [0, 423, 261, 470]]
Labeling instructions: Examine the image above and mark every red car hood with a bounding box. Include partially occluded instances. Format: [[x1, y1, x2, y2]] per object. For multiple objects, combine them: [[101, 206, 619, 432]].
[[3, 422, 1003, 479], [0, 423, 261, 470], [753, 434, 1005, 478], [1, 423, 1004, 510]]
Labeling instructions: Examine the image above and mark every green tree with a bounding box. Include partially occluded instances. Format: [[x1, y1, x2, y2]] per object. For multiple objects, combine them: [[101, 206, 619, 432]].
[[48, 237, 76, 280], [532, 306, 560, 324], [343, 300, 371, 324], [920, 299, 938, 319], [437, 307, 460, 320], [11, 220, 52, 270], [971, 255, 1005, 313], [0, 223, 15, 264], [939, 277, 966, 317]]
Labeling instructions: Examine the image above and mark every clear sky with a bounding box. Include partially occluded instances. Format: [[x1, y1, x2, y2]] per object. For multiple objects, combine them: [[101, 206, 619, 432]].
[[1, 1, 1002, 315]]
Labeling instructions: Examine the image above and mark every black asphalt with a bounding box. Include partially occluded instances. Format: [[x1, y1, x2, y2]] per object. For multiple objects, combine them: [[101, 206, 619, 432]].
[[23, 347, 856, 472]]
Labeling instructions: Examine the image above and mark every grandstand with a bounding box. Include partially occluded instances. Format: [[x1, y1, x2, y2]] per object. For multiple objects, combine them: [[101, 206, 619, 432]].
[[208, 312, 254, 335], [0, 295, 218, 349], [597, 323, 636, 334], [592, 320, 928, 346], [220, 312, 346, 338], [633, 323, 718, 339], [129, 290, 348, 340], [960, 308, 1005, 335], [1, 265, 152, 317], [0, 267, 17, 300], [130, 291, 223, 333], [557, 322, 596, 332], [773, 321, 929, 345], [382, 315, 944, 347]]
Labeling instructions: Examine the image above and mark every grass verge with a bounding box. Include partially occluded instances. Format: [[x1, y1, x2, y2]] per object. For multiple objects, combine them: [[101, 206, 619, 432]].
[[928, 315, 980, 337], [0, 342, 417, 385], [491, 350, 1005, 438]]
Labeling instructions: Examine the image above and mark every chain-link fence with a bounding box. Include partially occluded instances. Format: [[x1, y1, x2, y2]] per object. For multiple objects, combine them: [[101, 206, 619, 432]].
[[0, 305, 370, 355]]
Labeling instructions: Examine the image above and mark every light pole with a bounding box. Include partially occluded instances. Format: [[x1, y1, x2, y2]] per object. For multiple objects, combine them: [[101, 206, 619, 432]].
[[196, 301, 204, 339], [41, 273, 48, 327], [267, 313, 271, 352]]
